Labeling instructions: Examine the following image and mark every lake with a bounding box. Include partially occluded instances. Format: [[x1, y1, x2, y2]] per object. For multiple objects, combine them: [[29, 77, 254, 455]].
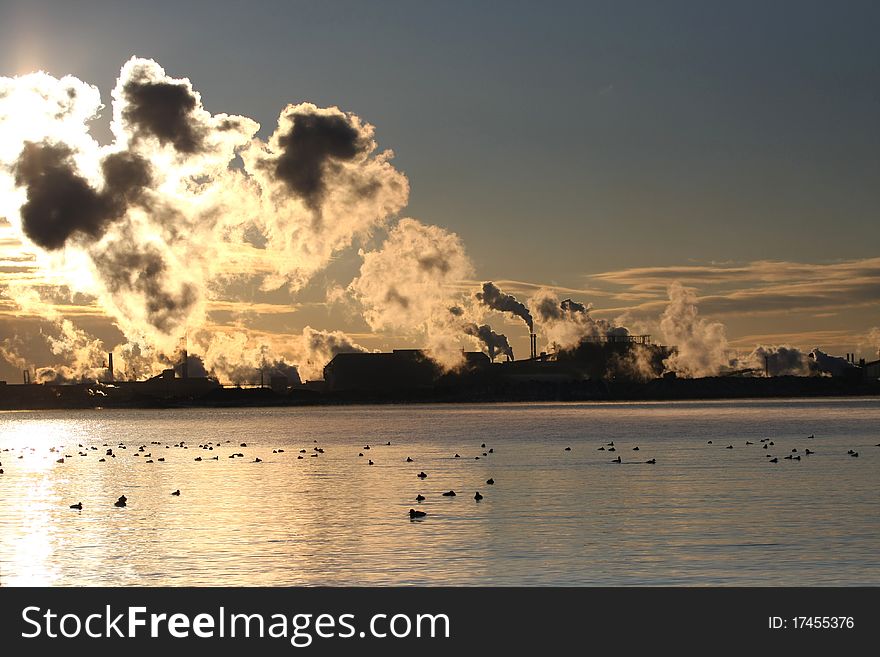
[[1, 398, 878, 586]]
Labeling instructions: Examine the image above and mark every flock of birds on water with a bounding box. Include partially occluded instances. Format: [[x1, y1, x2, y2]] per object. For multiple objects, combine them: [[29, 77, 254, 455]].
[[0, 431, 876, 521]]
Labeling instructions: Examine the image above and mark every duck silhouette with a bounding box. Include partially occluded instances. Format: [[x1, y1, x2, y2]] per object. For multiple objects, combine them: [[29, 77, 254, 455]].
[[598, 446, 605, 451], [851, 452, 859, 458], [418, 472, 428, 479], [486, 478, 494, 485], [612, 456, 621, 463], [770, 457, 778, 463], [645, 458, 656, 464], [416, 494, 425, 502], [805, 449, 814, 455], [707, 441, 713, 444], [254, 457, 262, 463], [474, 492, 483, 501], [632, 446, 639, 451], [368, 460, 374, 465], [406, 457, 413, 462], [70, 502, 82, 510], [409, 509, 427, 519], [564, 447, 572, 451], [442, 490, 456, 497], [114, 496, 127, 508], [171, 490, 180, 496]]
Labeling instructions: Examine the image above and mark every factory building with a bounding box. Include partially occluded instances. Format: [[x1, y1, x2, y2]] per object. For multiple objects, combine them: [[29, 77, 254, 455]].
[[324, 349, 490, 392], [322, 335, 671, 392]]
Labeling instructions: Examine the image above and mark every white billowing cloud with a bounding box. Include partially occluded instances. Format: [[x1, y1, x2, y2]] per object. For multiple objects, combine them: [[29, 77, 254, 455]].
[[349, 218, 473, 369], [241, 102, 409, 291], [0, 58, 412, 368], [659, 282, 730, 377]]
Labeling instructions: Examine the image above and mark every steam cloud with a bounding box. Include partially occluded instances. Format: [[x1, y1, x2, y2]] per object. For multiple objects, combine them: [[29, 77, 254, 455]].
[[739, 345, 817, 376], [530, 287, 628, 352], [0, 58, 410, 380], [659, 282, 730, 377], [350, 218, 474, 370]]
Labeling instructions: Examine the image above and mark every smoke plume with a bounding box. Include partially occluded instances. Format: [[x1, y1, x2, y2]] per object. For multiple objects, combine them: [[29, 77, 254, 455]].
[[476, 282, 533, 331], [463, 323, 513, 361]]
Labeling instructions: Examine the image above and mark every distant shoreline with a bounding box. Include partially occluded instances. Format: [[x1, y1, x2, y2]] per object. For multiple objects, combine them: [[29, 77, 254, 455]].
[[1, 375, 878, 410]]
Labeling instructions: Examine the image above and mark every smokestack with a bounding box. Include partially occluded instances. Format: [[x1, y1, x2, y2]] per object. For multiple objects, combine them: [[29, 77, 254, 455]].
[[530, 333, 537, 360], [182, 348, 188, 379], [23, 369, 31, 384], [108, 352, 114, 380]]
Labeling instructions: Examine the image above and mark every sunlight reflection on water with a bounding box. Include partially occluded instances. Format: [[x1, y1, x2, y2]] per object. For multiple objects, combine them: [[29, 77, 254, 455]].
[[1, 398, 878, 586]]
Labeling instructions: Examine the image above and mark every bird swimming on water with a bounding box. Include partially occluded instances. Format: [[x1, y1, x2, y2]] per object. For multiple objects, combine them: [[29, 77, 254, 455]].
[[171, 490, 180, 496], [474, 492, 483, 501], [418, 471, 428, 479], [486, 478, 494, 485], [645, 458, 656, 464], [416, 494, 425, 502], [564, 447, 572, 451], [612, 456, 621, 464], [442, 490, 456, 497], [70, 502, 82, 510], [114, 496, 127, 508], [406, 457, 413, 462], [409, 509, 427, 519]]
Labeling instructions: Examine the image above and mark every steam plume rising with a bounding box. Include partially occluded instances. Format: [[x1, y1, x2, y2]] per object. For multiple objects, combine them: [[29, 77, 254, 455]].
[[739, 345, 817, 376], [476, 282, 533, 331], [659, 282, 729, 377], [350, 218, 473, 370], [463, 323, 513, 361], [530, 288, 628, 351], [0, 57, 411, 366]]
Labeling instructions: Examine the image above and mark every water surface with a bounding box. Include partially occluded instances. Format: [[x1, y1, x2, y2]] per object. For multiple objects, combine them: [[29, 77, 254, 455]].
[[1, 398, 878, 586]]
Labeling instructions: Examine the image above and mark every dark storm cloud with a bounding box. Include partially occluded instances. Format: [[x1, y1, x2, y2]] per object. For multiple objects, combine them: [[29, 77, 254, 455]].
[[272, 109, 367, 211], [12, 142, 152, 250], [475, 282, 533, 331], [121, 70, 206, 154]]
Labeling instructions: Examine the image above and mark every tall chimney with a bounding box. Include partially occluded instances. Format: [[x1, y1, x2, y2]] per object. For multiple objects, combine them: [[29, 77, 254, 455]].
[[182, 349, 188, 379], [530, 333, 537, 360]]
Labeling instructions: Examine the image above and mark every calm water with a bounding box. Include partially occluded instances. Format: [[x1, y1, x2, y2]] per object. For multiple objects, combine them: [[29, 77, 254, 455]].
[[1, 399, 878, 586]]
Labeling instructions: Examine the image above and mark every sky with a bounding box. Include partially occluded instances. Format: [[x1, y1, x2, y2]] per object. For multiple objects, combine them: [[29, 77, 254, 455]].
[[0, 0, 878, 383]]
